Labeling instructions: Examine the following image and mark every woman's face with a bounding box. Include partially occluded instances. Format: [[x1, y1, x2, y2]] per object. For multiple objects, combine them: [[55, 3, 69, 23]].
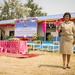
[[64, 15, 70, 22]]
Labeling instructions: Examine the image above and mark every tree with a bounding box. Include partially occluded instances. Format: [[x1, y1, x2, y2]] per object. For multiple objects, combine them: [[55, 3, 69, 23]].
[[0, 0, 27, 20], [24, 0, 47, 17], [0, 0, 47, 20]]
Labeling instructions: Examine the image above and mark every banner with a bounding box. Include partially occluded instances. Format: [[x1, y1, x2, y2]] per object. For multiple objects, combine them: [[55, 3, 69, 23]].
[[15, 19, 37, 38]]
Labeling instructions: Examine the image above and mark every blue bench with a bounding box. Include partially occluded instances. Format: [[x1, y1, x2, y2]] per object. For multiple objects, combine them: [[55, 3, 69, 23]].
[[33, 41, 41, 50], [42, 41, 54, 51]]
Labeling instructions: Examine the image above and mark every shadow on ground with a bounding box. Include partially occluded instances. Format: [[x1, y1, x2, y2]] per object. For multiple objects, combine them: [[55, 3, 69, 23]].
[[38, 64, 62, 68]]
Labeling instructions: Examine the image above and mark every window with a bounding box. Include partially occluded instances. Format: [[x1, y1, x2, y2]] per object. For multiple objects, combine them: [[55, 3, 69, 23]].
[[46, 22, 56, 28], [9, 31, 14, 36]]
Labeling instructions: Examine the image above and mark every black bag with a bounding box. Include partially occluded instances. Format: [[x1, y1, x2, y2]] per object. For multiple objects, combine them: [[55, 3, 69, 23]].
[[59, 29, 62, 37]]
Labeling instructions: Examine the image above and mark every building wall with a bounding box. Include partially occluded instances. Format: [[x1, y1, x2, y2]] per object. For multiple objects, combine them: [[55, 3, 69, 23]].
[[37, 24, 44, 36], [0, 26, 14, 36]]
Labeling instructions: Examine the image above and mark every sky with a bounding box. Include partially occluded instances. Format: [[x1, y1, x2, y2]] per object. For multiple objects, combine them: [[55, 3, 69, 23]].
[[0, 0, 75, 15]]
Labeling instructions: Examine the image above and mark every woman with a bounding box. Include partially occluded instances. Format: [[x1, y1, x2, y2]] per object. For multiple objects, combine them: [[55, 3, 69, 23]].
[[57, 12, 75, 69]]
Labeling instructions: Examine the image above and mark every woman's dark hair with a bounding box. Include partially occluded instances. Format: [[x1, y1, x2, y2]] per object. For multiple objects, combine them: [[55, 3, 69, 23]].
[[63, 12, 71, 19]]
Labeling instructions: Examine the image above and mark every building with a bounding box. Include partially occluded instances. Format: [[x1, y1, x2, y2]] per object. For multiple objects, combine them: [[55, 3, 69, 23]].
[[0, 13, 75, 41]]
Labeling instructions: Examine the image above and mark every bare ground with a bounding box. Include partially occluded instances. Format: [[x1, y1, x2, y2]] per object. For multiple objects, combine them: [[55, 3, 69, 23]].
[[0, 50, 75, 75]]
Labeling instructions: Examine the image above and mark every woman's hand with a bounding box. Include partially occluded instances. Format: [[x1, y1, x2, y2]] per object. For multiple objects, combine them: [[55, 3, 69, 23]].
[[73, 40, 75, 45], [58, 21, 63, 26]]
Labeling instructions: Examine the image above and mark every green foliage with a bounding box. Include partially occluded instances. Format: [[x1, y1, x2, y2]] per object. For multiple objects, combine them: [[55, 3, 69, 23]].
[[33, 33, 42, 41], [47, 33, 53, 41], [36, 36, 42, 41], [0, 0, 26, 20], [23, 0, 47, 17], [0, 0, 47, 20]]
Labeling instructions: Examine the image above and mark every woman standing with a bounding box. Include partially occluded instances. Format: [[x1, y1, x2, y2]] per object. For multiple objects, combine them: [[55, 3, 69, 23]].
[[57, 12, 75, 69]]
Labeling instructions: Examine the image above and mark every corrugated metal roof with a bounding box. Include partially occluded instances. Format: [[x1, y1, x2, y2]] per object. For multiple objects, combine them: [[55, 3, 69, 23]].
[[0, 12, 75, 24], [38, 12, 75, 20], [0, 19, 14, 24]]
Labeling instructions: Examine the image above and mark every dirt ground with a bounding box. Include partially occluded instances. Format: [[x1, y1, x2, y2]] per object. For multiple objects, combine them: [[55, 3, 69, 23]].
[[0, 50, 75, 75]]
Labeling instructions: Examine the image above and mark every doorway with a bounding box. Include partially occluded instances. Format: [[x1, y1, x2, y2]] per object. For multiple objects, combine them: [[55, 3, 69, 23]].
[[9, 31, 14, 36], [0, 28, 5, 40]]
